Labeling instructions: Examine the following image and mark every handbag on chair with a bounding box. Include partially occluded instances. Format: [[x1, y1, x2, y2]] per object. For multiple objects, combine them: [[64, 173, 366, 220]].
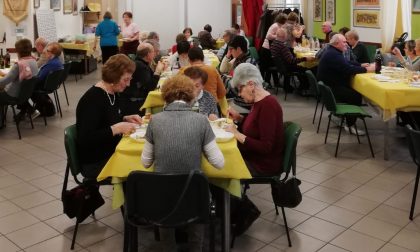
[[270, 176, 302, 208]]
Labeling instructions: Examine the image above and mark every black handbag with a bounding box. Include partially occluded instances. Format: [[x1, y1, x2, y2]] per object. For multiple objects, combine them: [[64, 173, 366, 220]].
[[62, 184, 105, 222], [231, 195, 261, 235], [270, 161, 302, 208]]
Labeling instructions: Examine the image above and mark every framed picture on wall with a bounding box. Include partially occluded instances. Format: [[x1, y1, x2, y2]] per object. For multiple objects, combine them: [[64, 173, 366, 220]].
[[313, 0, 323, 22], [354, 0, 380, 8], [51, 0, 61, 11], [63, 0, 72, 14], [72, 0, 78, 15], [413, 0, 420, 13], [353, 9, 380, 28], [325, 0, 336, 24], [34, 0, 40, 9]]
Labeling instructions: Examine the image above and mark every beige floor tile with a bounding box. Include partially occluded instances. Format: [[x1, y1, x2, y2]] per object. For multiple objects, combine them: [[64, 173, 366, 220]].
[[316, 205, 364, 228], [330, 229, 385, 252], [294, 196, 329, 215], [324, 157, 361, 168], [24, 234, 81, 252], [63, 221, 117, 247], [385, 189, 417, 213], [230, 234, 266, 252], [11, 191, 55, 209], [368, 205, 410, 227], [246, 184, 270, 196], [0, 201, 22, 218], [12, 167, 52, 182], [309, 162, 347, 176], [300, 149, 333, 163], [304, 186, 346, 204], [350, 185, 394, 203], [377, 243, 415, 252], [45, 214, 92, 234], [0, 175, 23, 190], [334, 195, 380, 214], [321, 177, 362, 193], [335, 169, 376, 184], [294, 217, 345, 242], [86, 234, 125, 252], [256, 244, 282, 252], [272, 230, 326, 251], [317, 244, 350, 252], [349, 158, 396, 175], [366, 177, 408, 194], [296, 156, 320, 169], [390, 228, 420, 251], [0, 211, 39, 235], [27, 200, 63, 221], [0, 236, 20, 252], [6, 222, 59, 249], [298, 170, 332, 184], [249, 195, 279, 216], [351, 216, 402, 241], [29, 174, 64, 189], [0, 183, 38, 200], [299, 180, 317, 193], [379, 167, 417, 184], [405, 220, 420, 233], [262, 208, 310, 229], [99, 212, 124, 232], [244, 218, 285, 243]]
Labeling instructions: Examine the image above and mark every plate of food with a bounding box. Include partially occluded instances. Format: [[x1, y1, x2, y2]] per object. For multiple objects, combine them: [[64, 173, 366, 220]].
[[130, 127, 147, 142], [211, 127, 234, 142]]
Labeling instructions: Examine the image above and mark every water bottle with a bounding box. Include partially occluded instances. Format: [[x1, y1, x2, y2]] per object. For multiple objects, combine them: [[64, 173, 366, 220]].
[[314, 37, 320, 50], [171, 57, 181, 74], [309, 37, 315, 50], [375, 49, 382, 74]]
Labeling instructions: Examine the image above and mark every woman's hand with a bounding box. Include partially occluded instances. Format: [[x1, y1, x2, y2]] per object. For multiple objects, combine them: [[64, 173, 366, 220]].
[[208, 114, 218, 121], [227, 107, 242, 122], [155, 61, 165, 75], [392, 47, 404, 61], [226, 48, 232, 58], [123, 114, 142, 124], [224, 124, 238, 134], [111, 122, 138, 136]]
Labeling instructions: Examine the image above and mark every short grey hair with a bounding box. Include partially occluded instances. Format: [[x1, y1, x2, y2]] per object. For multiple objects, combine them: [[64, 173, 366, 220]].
[[329, 34, 344, 45], [231, 63, 264, 89]]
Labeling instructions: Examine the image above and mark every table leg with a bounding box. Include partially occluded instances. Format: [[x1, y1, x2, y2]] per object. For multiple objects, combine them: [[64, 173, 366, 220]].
[[84, 55, 88, 75], [222, 190, 230, 252], [384, 120, 389, 160]]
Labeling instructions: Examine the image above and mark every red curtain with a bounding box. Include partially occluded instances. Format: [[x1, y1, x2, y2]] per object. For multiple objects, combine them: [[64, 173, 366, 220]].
[[242, 0, 264, 49]]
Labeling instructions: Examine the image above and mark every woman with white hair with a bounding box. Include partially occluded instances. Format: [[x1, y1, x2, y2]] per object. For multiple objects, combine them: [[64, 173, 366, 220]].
[[225, 63, 284, 176]]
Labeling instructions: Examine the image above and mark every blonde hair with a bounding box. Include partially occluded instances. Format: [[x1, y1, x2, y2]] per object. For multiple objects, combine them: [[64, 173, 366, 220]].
[[161, 75, 195, 104]]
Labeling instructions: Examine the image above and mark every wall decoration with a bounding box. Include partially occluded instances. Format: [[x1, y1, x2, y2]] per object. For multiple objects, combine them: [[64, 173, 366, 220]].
[[63, 0, 72, 14], [354, 0, 380, 8], [313, 0, 323, 22], [72, 0, 78, 15], [325, 0, 336, 25], [353, 9, 380, 28], [4, 0, 29, 25], [414, 0, 420, 13], [34, 0, 40, 8], [50, 0, 61, 11]]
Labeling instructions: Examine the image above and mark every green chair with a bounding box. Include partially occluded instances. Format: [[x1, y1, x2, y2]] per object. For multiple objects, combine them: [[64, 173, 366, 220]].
[[127, 54, 136, 61], [405, 125, 420, 220], [305, 70, 322, 126], [248, 46, 259, 62], [233, 121, 302, 248], [62, 125, 112, 250], [318, 82, 374, 158], [246, 36, 254, 47]]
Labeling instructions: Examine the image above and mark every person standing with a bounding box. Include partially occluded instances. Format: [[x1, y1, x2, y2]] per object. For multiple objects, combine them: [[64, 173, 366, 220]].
[[93, 11, 120, 64], [120, 11, 140, 55]]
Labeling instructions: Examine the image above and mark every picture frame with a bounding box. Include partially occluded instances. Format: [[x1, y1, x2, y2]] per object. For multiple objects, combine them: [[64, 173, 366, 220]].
[[313, 0, 323, 22], [34, 0, 40, 9], [325, 0, 336, 25], [50, 0, 61, 11], [353, 9, 380, 29], [413, 0, 420, 13], [353, 0, 380, 8], [63, 0, 72, 14], [72, 0, 78, 15]]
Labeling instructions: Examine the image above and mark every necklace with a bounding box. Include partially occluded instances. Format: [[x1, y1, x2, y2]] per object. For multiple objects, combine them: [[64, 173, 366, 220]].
[[105, 91, 115, 106]]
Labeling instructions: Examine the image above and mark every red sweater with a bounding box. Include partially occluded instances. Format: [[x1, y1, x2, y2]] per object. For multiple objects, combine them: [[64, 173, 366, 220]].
[[239, 95, 284, 175]]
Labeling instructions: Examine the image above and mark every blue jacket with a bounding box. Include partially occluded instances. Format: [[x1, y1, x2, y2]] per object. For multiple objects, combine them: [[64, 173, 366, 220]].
[[317, 46, 366, 88], [95, 18, 120, 47], [37, 57, 64, 81]]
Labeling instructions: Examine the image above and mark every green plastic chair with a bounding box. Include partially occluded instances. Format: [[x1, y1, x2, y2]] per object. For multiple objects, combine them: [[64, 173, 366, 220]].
[[305, 70, 322, 126], [235, 121, 302, 248], [318, 82, 374, 158], [246, 36, 254, 47], [405, 125, 420, 220], [248, 46, 259, 62]]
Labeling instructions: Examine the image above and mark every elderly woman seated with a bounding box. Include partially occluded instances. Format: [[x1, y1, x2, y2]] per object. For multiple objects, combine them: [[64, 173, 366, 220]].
[[76, 54, 142, 179], [225, 63, 284, 177], [183, 66, 219, 120], [141, 75, 224, 251], [391, 39, 420, 71]]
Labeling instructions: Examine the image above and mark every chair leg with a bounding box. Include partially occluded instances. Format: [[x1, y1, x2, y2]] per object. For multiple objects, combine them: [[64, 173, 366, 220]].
[[410, 165, 420, 220], [71, 220, 80, 250], [325, 114, 332, 144], [335, 117, 345, 157], [54, 91, 63, 118], [362, 118, 375, 158], [281, 207, 292, 247], [11, 106, 22, 139], [317, 104, 324, 133], [312, 100, 319, 124], [63, 82, 70, 106], [353, 120, 361, 144]]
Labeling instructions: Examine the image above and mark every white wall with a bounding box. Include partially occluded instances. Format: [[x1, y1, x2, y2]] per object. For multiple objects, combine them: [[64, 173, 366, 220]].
[[351, 1, 382, 44]]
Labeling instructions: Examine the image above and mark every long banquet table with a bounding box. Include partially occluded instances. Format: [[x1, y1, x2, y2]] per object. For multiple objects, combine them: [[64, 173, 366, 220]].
[[352, 72, 420, 159]]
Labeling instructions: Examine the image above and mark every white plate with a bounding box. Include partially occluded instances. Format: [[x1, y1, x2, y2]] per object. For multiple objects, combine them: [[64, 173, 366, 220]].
[[211, 127, 234, 142], [130, 128, 146, 142]]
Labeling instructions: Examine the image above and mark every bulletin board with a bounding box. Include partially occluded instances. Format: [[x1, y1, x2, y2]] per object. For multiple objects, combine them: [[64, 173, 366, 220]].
[[35, 9, 57, 42]]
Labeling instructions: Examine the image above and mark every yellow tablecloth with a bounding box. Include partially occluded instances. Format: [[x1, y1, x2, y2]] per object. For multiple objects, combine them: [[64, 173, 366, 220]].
[[295, 50, 318, 69], [352, 73, 420, 121], [59, 42, 95, 57], [140, 90, 229, 116], [97, 137, 252, 208], [203, 50, 220, 68], [216, 39, 225, 50]]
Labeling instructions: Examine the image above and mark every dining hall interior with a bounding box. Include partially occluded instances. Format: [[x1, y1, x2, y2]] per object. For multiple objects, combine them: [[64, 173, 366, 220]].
[[0, 0, 420, 251]]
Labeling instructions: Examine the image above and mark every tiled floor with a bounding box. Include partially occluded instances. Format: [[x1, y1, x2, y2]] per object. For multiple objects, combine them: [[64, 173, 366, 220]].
[[0, 68, 419, 252]]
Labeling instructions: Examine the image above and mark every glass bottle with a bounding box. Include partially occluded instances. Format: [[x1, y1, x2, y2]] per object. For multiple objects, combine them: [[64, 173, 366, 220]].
[[4, 49, 10, 68], [375, 49, 382, 74], [0, 49, 4, 69]]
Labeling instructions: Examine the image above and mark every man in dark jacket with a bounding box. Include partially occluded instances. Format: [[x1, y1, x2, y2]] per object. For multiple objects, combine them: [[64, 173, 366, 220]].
[[345, 30, 371, 64], [120, 42, 165, 116]]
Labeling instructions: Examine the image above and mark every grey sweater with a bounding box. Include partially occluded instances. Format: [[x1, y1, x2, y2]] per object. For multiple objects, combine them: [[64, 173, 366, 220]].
[[144, 102, 218, 173], [0, 60, 38, 98]]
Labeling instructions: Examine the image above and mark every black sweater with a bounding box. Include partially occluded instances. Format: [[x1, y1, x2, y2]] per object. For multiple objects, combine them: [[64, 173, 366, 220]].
[[352, 42, 371, 64], [76, 86, 123, 164]]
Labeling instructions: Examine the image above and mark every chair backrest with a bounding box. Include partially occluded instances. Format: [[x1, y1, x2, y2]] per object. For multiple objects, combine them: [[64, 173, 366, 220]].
[[305, 70, 320, 99], [60, 62, 72, 84], [43, 69, 65, 92], [317, 81, 337, 113], [406, 125, 420, 166], [272, 56, 287, 75], [248, 47, 259, 62], [16, 77, 39, 104], [125, 170, 210, 227], [64, 124, 82, 178], [282, 121, 302, 176]]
